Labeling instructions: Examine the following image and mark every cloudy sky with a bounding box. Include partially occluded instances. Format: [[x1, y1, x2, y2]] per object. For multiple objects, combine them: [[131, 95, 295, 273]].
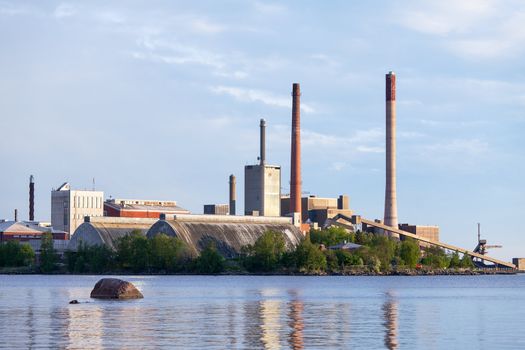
[[1, 0, 524, 260]]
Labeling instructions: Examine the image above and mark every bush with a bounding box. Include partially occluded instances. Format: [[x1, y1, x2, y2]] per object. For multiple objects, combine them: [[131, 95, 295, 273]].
[[0, 241, 35, 267], [448, 252, 461, 268], [399, 239, 420, 268], [66, 243, 115, 273], [116, 230, 149, 272], [294, 238, 327, 273], [460, 253, 475, 268], [310, 227, 355, 247], [149, 234, 191, 272], [335, 250, 363, 267], [40, 232, 56, 273], [421, 246, 449, 269], [243, 231, 286, 272], [194, 243, 225, 274], [324, 250, 339, 271]]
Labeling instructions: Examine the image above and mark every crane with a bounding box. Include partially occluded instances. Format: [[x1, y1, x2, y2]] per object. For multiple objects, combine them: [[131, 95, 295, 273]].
[[473, 223, 502, 256]]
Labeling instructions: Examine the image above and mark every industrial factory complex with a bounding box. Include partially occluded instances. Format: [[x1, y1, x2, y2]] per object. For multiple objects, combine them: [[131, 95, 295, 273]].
[[1, 73, 522, 271]]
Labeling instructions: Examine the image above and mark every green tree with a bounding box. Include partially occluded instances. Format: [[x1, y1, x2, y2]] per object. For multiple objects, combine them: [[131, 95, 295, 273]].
[[460, 253, 475, 268], [294, 238, 327, 273], [421, 246, 449, 269], [243, 231, 286, 272], [0, 241, 35, 267], [194, 242, 225, 274], [149, 234, 190, 272], [116, 230, 149, 272], [449, 252, 461, 268], [40, 232, 56, 273], [369, 235, 398, 271], [324, 250, 339, 271], [310, 227, 355, 247], [335, 250, 363, 267], [399, 238, 420, 268]]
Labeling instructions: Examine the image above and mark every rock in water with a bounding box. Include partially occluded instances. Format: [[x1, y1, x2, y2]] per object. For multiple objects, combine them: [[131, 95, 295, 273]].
[[90, 278, 143, 300]]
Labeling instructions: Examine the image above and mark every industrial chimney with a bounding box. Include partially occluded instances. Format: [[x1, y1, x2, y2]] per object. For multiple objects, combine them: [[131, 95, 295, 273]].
[[384, 72, 399, 238], [29, 175, 35, 221], [14, 209, 18, 222], [290, 83, 302, 223], [260, 118, 266, 165], [229, 174, 236, 215]]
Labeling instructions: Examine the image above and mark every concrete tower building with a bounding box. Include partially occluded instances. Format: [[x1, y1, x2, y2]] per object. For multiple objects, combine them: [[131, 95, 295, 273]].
[[51, 182, 104, 235], [384, 72, 399, 238], [245, 119, 281, 216], [290, 83, 302, 223]]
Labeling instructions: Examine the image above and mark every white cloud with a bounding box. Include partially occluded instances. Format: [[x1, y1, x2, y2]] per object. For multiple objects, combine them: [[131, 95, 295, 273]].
[[396, 0, 525, 60], [95, 11, 125, 24], [191, 18, 225, 34], [54, 3, 76, 19], [254, 2, 286, 15], [210, 85, 316, 113], [425, 139, 489, 155]]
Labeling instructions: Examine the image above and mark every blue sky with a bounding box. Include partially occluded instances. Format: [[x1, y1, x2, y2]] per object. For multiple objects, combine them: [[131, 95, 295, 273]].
[[1, 0, 524, 261]]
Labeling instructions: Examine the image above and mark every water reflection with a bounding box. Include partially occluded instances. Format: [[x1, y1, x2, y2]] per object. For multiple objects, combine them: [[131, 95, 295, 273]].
[[287, 290, 304, 350], [383, 292, 399, 350]]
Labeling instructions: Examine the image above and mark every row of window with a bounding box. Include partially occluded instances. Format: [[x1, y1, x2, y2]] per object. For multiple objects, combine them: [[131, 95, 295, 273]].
[[70, 196, 103, 209]]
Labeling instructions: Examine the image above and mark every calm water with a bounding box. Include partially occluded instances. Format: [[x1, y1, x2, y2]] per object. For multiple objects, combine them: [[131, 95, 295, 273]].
[[0, 275, 524, 349]]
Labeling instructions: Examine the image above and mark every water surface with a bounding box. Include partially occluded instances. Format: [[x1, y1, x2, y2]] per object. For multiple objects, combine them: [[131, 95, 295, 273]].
[[0, 275, 524, 349]]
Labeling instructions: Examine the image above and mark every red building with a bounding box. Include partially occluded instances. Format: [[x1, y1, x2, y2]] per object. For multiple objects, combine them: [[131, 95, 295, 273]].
[[104, 199, 190, 219], [0, 220, 68, 242]]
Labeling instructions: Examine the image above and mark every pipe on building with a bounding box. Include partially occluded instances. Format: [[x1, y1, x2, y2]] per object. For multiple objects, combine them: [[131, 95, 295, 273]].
[[229, 174, 236, 215], [29, 175, 34, 221], [290, 83, 302, 223], [384, 72, 399, 238]]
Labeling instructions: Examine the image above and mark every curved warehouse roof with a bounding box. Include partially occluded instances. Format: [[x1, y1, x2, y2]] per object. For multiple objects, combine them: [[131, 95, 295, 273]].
[[146, 214, 304, 258], [68, 217, 157, 251]]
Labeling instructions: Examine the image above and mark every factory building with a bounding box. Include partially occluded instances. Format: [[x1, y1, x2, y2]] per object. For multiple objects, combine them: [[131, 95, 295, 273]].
[[244, 119, 281, 217], [69, 214, 303, 259], [68, 217, 156, 251], [281, 194, 352, 227], [104, 198, 190, 218], [147, 214, 302, 258], [399, 224, 439, 247], [203, 204, 229, 215], [51, 183, 104, 235]]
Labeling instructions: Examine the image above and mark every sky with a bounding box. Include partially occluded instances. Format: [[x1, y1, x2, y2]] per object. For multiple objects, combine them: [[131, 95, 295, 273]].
[[0, 0, 524, 261]]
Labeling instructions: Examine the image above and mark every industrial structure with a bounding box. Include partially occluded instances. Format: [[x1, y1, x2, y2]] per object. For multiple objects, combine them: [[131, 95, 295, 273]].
[[281, 194, 352, 227], [244, 119, 281, 217], [29, 175, 34, 221], [229, 174, 236, 215], [384, 72, 399, 238], [68, 217, 156, 251], [203, 204, 229, 215], [289, 83, 302, 223], [51, 182, 104, 235], [398, 224, 439, 247], [147, 214, 302, 258], [104, 198, 190, 218]]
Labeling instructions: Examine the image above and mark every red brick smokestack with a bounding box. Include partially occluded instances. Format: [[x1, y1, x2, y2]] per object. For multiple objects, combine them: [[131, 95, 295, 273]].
[[384, 72, 399, 238], [290, 83, 301, 222]]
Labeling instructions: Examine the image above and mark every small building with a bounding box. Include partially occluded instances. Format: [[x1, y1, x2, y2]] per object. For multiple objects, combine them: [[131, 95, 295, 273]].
[[68, 217, 157, 251], [104, 198, 190, 219], [51, 182, 104, 235], [245, 164, 281, 217], [203, 204, 229, 215], [281, 194, 353, 226], [147, 214, 303, 258], [328, 242, 362, 251], [0, 220, 68, 242], [512, 258, 525, 271]]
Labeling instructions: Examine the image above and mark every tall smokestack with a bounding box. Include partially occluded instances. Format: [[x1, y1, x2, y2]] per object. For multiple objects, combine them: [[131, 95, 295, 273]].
[[384, 72, 399, 237], [29, 175, 34, 221], [290, 83, 302, 223], [259, 118, 266, 165], [229, 174, 236, 215], [14, 209, 18, 222]]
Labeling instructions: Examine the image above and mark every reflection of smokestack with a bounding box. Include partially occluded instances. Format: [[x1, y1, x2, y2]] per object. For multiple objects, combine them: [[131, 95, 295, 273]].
[[29, 175, 34, 221], [229, 174, 236, 215], [290, 83, 302, 222], [260, 118, 266, 165], [14, 209, 18, 222], [384, 72, 399, 237]]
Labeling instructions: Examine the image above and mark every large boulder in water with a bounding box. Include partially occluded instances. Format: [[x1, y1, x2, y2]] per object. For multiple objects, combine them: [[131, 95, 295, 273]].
[[90, 278, 143, 300]]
